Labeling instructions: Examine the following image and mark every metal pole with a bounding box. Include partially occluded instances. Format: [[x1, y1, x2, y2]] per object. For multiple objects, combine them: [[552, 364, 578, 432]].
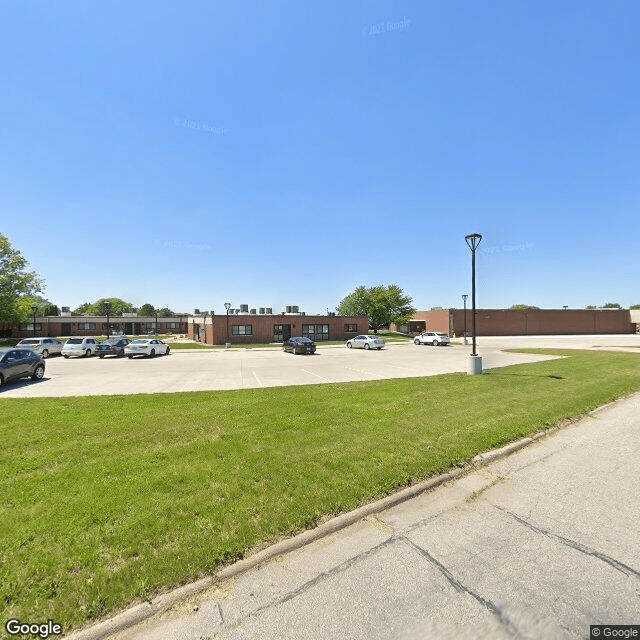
[[462, 294, 468, 345], [471, 250, 477, 356], [224, 302, 231, 345], [32, 306, 37, 337], [155, 312, 158, 336]]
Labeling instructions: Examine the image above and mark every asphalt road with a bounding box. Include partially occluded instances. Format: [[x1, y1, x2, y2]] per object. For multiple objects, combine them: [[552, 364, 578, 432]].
[[87, 388, 640, 640], [6, 334, 638, 398]]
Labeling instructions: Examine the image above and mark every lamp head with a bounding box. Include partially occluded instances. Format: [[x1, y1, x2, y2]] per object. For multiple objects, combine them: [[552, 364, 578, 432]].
[[224, 302, 231, 311], [465, 233, 482, 251]]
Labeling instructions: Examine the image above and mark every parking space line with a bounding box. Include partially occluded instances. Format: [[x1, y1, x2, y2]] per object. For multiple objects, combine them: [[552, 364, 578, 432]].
[[345, 366, 384, 378], [301, 369, 332, 382], [252, 370, 263, 387]]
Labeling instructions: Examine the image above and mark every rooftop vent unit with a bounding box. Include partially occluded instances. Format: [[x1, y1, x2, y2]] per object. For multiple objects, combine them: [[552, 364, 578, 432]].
[[266, 307, 273, 314], [61, 306, 70, 312], [239, 304, 249, 313], [292, 305, 299, 313], [194, 308, 201, 315], [250, 308, 257, 314], [259, 307, 265, 314]]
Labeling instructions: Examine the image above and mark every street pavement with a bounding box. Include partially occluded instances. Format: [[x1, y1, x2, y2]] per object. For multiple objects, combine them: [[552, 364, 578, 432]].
[[77, 389, 640, 640]]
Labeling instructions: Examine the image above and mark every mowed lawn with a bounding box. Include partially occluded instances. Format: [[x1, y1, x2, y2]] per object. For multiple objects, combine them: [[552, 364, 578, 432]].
[[2, 349, 640, 633]]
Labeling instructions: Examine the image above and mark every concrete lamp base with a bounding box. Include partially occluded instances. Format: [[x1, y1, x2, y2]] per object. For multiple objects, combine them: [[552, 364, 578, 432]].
[[467, 355, 483, 375]]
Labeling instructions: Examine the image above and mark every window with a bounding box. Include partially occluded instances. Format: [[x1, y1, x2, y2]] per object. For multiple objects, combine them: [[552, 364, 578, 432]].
[[302, 324, 329, 341], [344, 324, 358, 333], [232, 325, 252, 336], [78, 323, 96, 330], [19, 323, 42, 331], [274, 324, 284, 342], [166, 322, 179, 329]]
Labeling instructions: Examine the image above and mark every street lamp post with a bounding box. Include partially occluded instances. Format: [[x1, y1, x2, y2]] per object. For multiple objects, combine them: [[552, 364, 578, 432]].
[[224, 302, 231, 347], [32, 305, 38, 337], [104, 301, 111, 338], [155, 312, 159, 336], [462, 294, 468, 345], [465, 233, 482, 375]]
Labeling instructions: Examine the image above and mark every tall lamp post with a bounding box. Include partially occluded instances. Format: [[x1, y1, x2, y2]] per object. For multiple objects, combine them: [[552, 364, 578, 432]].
[[224, 302, 231, 346], [465, 233, 482, 375], [104, 301, 111, 338], [155, 311, 159, 336], [462, 294, 468, 345], [32, 305, 38, 337]]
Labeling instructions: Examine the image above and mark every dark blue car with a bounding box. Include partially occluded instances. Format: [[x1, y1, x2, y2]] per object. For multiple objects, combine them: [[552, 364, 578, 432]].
[[0, 348, 45, 387], [283, 337, 316, 355], [96, 338, 131, 358]]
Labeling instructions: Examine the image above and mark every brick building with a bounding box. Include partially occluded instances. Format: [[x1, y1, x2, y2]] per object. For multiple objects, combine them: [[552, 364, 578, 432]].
[[187, 312, 369, 345], [395, 308, 635, 336]]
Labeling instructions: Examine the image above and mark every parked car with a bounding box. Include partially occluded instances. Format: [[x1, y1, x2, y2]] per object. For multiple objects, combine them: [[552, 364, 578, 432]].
[[346, 335, 386, 350], [62, 337, 99, 358], [124, 338, 170, 358], [282, 337, 316, 355], [96, 338, 131, 358], [17, 337, 63, 358], [414, 331, 451, 346], [0, 348, 45, 386]]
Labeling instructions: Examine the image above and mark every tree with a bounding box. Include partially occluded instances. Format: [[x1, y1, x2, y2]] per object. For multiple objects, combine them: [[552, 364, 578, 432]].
[[602, 302, 622, 309], [337, 284, 416, 333], [137, 303, 156, 317], [91, 298, 134, 315], [73, 302, 91, 314], [631, 304, 640, 310], [509, 304, 541, 311], [0, 233, 44, 324], [157, 307, 175, 317]]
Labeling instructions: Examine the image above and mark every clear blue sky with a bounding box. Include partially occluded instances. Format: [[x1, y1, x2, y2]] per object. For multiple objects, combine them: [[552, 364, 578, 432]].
[[2, 1, 638, 314]]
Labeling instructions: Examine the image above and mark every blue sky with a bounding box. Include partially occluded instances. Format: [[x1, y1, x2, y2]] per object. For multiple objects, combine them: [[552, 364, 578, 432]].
[[2, 1, 638, 314]]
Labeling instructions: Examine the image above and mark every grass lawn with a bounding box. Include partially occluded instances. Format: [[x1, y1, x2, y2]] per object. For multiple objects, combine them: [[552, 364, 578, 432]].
[[2, 349, 640, 633]]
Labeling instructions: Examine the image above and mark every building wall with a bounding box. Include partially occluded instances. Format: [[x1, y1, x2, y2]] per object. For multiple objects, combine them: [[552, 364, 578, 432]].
[[448, 309, 633, 336], [187, 314, 369, 345], [391, 310, 451, 335], [9, 316, 188, 339]]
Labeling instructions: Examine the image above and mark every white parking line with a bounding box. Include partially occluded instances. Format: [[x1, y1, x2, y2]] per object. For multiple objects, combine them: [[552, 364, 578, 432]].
[[345, 366, 384, 378], [301, 369, 332, 382], [252, 370, 263, 387]]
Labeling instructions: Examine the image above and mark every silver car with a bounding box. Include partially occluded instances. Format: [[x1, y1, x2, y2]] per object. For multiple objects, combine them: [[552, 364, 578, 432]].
[[346, 335, 385, 350], [414, 331, 450, 346], [61, 337, 99, 358], [17, 337, 64, 358]]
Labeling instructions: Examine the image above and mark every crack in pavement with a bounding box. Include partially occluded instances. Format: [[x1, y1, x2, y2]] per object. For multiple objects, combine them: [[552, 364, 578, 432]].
[[496, 506, 640, 579]]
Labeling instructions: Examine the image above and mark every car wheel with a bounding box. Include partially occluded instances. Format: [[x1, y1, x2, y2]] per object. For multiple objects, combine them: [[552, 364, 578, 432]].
[[150, 349, 156, 357], [99, 354, 104, 359], [414, 338, 420, 345], [432, 340, 438, 346], [84, 349, 90, 357], [63, 354, 69, 359], [31, 364, 45, 381], [347, 342, 352, 348], [165, 347, 170, 355], [41, 349, 49, 359], [127, 355, 133, 359], [364, 343, 370, 350], [0, 373, 4, 387]]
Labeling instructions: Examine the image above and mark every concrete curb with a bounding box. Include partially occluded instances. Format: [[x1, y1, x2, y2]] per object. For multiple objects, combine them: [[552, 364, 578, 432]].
[[63, 397, 627, 639]]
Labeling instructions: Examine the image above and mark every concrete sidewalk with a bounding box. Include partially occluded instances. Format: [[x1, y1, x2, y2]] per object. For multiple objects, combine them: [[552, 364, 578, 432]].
[[70, 391, 640, 640]]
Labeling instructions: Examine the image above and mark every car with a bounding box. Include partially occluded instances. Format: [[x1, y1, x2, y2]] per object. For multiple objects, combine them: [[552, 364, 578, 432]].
[[282, 337, 316, 355], [124, 338, 170, 358], [346, 335, 386, 350], [96, 338, 131, 358], [414, 331, 451, 346], [17, 337, 64, 358], [0, 348, 45, 387], [61, 337, 99, 358]]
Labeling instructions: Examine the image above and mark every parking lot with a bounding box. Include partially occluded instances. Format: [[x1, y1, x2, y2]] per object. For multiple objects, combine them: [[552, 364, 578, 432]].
[[2, 334, 638, 398]]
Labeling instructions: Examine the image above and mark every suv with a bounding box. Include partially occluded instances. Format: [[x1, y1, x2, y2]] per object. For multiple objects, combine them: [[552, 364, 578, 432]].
[[61, 337, 99, 358], [17, 338, 63, 358], [414, 331, 451, 346], [0, 348, 45, 386]]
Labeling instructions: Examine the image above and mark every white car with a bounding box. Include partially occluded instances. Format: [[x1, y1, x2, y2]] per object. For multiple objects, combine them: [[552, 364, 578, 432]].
[[62, 337, 99, 358], [124, 338, 170, 358], [346, 335, 385, 350], [414, 331, 450, 346], [17, 337, 64, 358]]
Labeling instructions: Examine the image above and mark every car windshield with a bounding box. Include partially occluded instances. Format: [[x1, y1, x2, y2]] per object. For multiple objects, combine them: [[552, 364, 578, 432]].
[[67, 339, 83, 344], [20, 339, 39, 344]]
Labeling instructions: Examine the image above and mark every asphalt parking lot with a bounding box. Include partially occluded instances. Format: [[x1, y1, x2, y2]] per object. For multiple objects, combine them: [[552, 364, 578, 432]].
[[5, 334, 639, 398]]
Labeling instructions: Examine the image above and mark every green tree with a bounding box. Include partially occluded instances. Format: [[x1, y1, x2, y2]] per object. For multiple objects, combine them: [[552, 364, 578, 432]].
[[602, 302, 622, 309], [137, 303, 156, 317], [90, 298, 134, 315], [157, 307, 175, 317], [337, 284, 416, 333], [0, 234, 44, 324], [631, 304, 640, 310], [509, 304, 541, 311]]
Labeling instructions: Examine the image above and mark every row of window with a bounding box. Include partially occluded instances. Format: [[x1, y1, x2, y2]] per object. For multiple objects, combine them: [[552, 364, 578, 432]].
[[20, 322, 181, 331]]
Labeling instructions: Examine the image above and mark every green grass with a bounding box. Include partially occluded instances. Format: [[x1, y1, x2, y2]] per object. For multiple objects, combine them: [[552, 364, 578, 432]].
[[2, 349, 640, 633]]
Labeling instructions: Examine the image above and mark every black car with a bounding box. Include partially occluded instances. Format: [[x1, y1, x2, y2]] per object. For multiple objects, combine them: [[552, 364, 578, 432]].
[[283, 337, 316, 355], [0, 348, 45, 387], [96, 338, 131, 358]]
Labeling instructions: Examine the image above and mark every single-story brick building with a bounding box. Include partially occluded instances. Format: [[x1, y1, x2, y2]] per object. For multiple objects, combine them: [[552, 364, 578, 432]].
[[187, 313, 369, 345], [394, 308, 635, 336]]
